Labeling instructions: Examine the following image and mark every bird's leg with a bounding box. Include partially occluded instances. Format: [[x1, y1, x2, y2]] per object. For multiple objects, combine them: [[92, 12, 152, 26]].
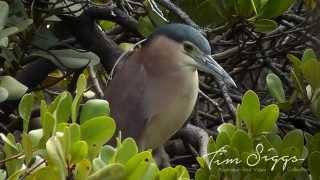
[[153, 145, 171, 168]]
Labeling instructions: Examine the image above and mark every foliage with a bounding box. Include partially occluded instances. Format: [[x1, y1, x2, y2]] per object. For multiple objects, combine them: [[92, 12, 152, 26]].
[[195, 90, 320, 180], [0, 74, 190, 180], [170, 0, 294, 32], [266, 48, 320, 120]]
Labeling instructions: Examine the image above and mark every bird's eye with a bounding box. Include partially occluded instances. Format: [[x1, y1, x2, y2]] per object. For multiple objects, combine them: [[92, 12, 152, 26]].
[[183, 43, 194, 52]]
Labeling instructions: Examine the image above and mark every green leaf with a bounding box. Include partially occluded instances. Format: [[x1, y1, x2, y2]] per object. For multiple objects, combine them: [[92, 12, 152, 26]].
[[81, 116, 116, 159], [311, 93, 320, 120], [0, 169, 6, 180], [81, 116, 116, 146], [114, 138, 138, 164], [21, 133, 33, 164], [18, 93, 34, 133], [54, 91, 72, 123], [2, 133, 22, 176], [158, 165, 189, 180], [76, 74, 87, 95], [302, 60, 320, 90], [39, 112, 56, 148], [195, 168, 210, 180], [30, 50, 100, 70], [144, 0, 167, 27], [194, 0, 226, 26], [70, 141, 88, 164], [281, 129, 304, 157], [309, 133, 320, 153], [231, 129, 253, 153], [238, 90, 260, 131], [127, 160, 158, 180], [80, 99, 110, 124], [70, 123, 81, 143], [236, 0, 254, 17], [0, 76, 28, 100], [255, 104, 279, 134], [46, 136, 67, 179], [266, 73, 286, 102], [138, 16, 155, 37], [302, 48, 317, 62], [259, 0, 295, 18], [75, 159, 91, 180], [72, 74, 87, 123], [7, 169, 25, 180], [216, 132, 230, 147], [0, 27, 19, 40], [30, 166, 60, 180], [217, 123, 237, 138], [0, 1, 9, 29], [100, 145, 116, 164], [92, 158, 106, 172], [0, 87, 8, 103], [0, 133, 18, 150], [308, 151, 320, 179], [28, 129, 43, 148], [125, 151, 154, 174], [88, 163, 126, 180], [72, 94, 82, 123], [253, 19, 278, 32]]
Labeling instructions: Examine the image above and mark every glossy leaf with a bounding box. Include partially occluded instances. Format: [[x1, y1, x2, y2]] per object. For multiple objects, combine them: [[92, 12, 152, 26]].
[[231, 129, 253, 153], [138, 16, 155, 37], [0, 76, 28, 100], [266, 73, 286, 103], [0, 1, 9, 29], [217, 123, 237, 138], [54, 91, 72, 123], [238, 90, 260, 131], [2, 133, 22, 176], [88, 163, 126, 180], [81, 116, 116, 146], [158, 165, 189, 180], [311, 93, 320, 120], [80, 99, 110, 124], [259, 0, 295, 18], [308, 151, 320, 179], [0, 87, 8, 103], [46, 136, 67, 179], [302, 60, 320, 90], [30, 166, 60, 180], [114, 138, 138, 164], [281, 130, 304, 157], [18, 93, 34, 133], [0, 169, 6, 180], [0, 133, 18, 151], [72, 74, 87, 123], [216, 132, 230, 147], [302, 48, 317, 62], [39, 112, 56, 148], [70, 141, 88, 164], [253, 19, 278, 32], [70, 123, 81, 143], [255, 104, 279, 134], [81, 116, 116, 159], [0, 27, 19, 40], [75, 159, 91, 180], [21, 133, 33, 164], [236, 0, 254, 17], [100, 145, 116, 164], [30, 49, 100, 70]]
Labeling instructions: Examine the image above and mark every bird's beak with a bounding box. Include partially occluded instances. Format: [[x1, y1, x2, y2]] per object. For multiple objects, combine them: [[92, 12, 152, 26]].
[[196, 54, 237, 87]]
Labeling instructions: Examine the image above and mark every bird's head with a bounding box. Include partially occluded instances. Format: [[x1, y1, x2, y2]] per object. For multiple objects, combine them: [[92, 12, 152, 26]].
[[150, 23, 236, 87]]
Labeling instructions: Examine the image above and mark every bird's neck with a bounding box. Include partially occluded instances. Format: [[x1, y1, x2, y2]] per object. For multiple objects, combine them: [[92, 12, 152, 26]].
[[139, 36, 197, 77]]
